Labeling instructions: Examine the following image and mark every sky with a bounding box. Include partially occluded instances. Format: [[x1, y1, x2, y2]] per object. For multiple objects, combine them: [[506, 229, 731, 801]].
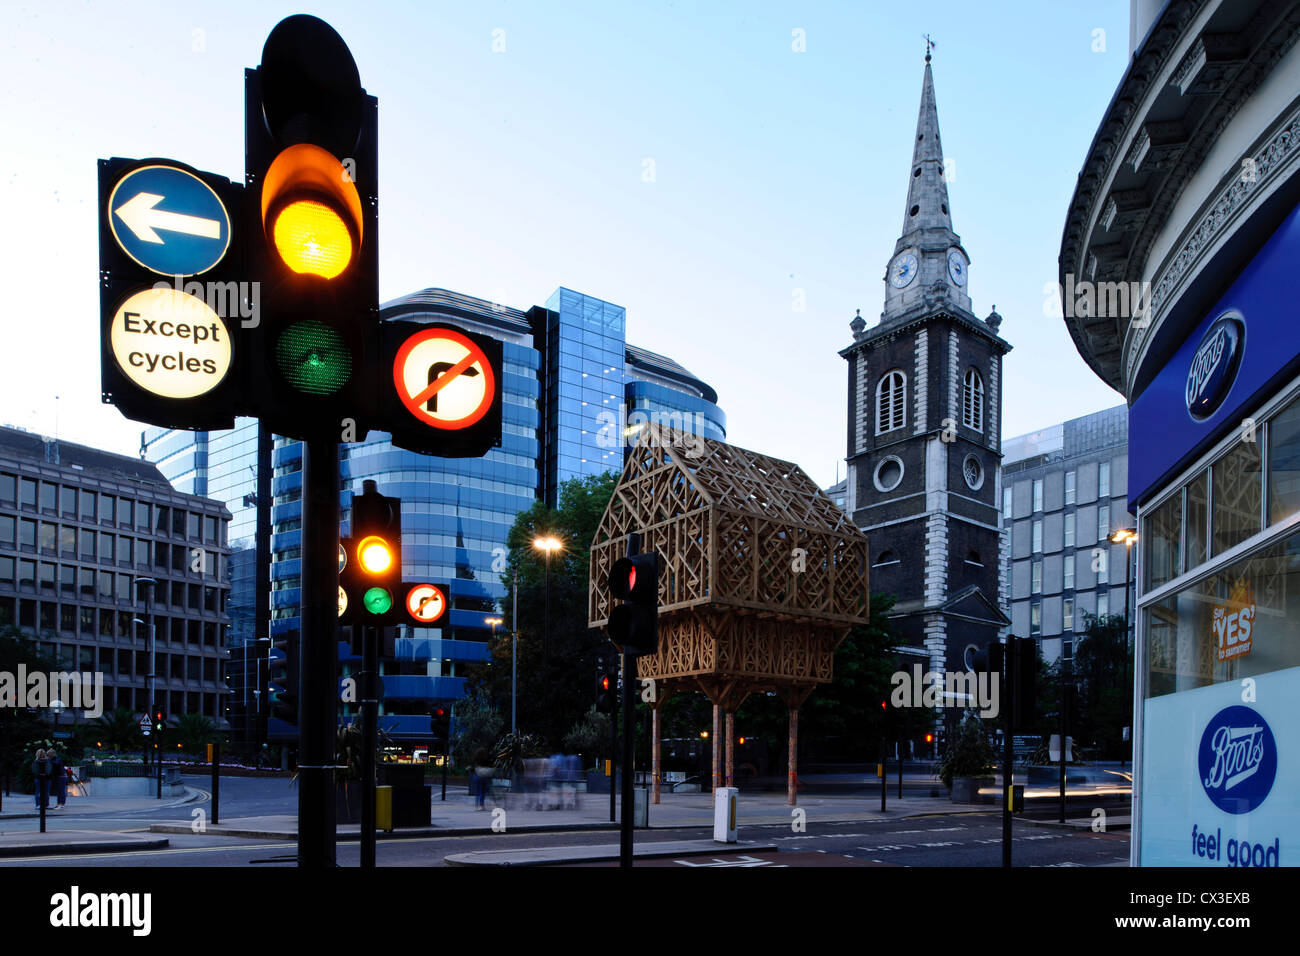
[[0, 0, 1131, 489]]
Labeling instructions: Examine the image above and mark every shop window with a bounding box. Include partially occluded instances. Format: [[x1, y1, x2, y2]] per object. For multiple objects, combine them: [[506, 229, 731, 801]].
[[1145, 492, 1183, 591], [1268, 393, 1300, 523], [1186, 471, 1208, 568], [1211, 440, 1262, 556]]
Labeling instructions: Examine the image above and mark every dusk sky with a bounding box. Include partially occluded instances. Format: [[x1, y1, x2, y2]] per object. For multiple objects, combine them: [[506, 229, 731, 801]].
[[0, 0, 1130, 487]]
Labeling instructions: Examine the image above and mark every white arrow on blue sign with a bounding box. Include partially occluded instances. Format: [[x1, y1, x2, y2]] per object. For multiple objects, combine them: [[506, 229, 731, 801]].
[[107, 164, 231, 277]]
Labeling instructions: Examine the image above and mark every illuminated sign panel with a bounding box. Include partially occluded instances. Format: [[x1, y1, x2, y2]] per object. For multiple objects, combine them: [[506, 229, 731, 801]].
[[108, 288, 232, 399]]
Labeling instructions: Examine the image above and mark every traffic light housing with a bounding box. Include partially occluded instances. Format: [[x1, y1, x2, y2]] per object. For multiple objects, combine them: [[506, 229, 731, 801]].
[[430, 706, 450, 753], [596, 666, 617, 714], [343, 480, 402, 626], [244, 14, 379, 440], [153, 709, 167, 733], [1011, 636, 1037, 729], [269, 632, 300, 730], [606, 552, 660, 655]]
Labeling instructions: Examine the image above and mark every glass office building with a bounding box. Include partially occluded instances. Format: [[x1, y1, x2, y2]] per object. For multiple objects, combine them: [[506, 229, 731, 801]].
[[143, 284, 725, 743]]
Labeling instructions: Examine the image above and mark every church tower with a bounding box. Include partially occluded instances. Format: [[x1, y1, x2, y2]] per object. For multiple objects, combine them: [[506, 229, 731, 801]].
[[841, 51, 1011, 681]]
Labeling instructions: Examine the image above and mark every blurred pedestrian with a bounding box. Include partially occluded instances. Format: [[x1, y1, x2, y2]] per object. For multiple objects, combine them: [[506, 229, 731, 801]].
[[32, 749, 51, 810], [472, 749, 493, 810], [50, 749, 67, 809]]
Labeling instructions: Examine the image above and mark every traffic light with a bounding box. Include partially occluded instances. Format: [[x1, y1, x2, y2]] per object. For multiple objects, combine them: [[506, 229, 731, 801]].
[[244, 14, 379, 440], [595, 666, 617, 714], [98, 156, 247, 430], [429, 706, 450, 752], [153, 709, 167, 733], [606, 552, 660, 655], [269, 632, 300, 729], [343, 480, 402, 626], [973, 641, 1004, 676], [1012, 636, 1037, 729]]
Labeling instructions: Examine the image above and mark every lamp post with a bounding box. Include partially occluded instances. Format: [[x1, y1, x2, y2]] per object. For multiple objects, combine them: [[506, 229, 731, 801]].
[[133, 575, 157, 781], [485, 615, 510, 735], [1110, 528, 1138, 770], [532, 535, 563, 665]]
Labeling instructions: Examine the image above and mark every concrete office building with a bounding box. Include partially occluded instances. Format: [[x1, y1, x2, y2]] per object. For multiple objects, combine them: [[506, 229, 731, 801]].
[[1061, 0, 1300, 865], [0, 426, 231, 727], [1000, 406, 1136, 664]]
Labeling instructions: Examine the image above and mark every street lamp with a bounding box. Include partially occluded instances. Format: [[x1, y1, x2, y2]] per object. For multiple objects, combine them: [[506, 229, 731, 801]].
[[133, 575, 157, 784], [1110, 528, 1137, 770], [532, 535, 564, 663]]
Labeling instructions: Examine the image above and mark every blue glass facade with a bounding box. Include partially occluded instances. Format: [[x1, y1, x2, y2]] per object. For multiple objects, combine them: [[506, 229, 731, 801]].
[[143, 285, 724, 742]]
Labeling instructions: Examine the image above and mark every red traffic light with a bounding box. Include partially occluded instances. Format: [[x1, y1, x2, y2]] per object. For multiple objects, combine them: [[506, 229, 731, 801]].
[[925, 733, 934, 743], [600, 676, 611, 692]]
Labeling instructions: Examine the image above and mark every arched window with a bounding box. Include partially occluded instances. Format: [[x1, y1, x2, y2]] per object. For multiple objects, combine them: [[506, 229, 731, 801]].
[[962, 368, 984, 431], [876, 370, 906, 434]]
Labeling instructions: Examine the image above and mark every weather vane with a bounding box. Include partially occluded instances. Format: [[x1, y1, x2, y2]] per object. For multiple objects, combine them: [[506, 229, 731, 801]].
[[924, 34, 936, 62]]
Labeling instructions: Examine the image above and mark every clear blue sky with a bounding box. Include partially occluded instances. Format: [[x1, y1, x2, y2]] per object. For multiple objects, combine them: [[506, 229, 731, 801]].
[[0, 0, 1130, 487]]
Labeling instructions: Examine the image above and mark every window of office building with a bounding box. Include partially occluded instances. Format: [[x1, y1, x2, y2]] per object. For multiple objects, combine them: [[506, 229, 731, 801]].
[[59, 486, 75, 515], [1096, 548, 1109, 584], [38, 562, 55, 592], [137, 502, 151, 531], [79, 489, 95, 521], [173, 509, 185, 537], [19, 519, 35, 549], [135, 539, 149, 566], [1002, 487, 1012, 519], [1031, 560, 1042, 594], [0, 473, 13, 503], [59, 525, 74, 555], [101, 494, 115, 523], [1098, 503, 1110, 542], [117, 535, 131, 564], [0, 557, 16, 587], [79, 568, 93, 597], [1031, 602, 1041, 635], [0, 515, 12, 547], [1065, 470, 1076, 505], [40, 483, 55, 512], [18, 560, 34, 588], [1063, 597, 1074, 631], [1099, 460, 1110, 498], [1033, 479, 1043, 512], [1097, 591, 1109, 619], [1032, 520, 1042, 553], [79, 529, 94, 559], [20, 479, 36, 510], [1064, 557, 1074, 591], [156, 505, 169, 535], [60, 565, 73, 594], [1064, 512, 1075, 548]]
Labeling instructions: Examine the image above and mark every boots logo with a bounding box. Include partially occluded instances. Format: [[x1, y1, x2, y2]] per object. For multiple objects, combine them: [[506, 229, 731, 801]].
[[1185, 312, 1244, 421], [1198, 705, 1276, 814]]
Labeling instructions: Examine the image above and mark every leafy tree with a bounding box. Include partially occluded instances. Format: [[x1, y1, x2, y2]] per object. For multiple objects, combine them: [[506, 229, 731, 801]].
[[465, 472, 619, 750], [0, 626, 58, 785], [1071, 612, 1132, 760], [96, 707, 144, 751], [936, 711, 998, 788], [562, 707, 611, 763], [451, 691, 503, 770], [175, 713, 219, 755]]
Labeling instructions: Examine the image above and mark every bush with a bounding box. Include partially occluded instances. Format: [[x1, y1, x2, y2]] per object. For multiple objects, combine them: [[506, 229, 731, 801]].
[[936, 712, 998, 789]]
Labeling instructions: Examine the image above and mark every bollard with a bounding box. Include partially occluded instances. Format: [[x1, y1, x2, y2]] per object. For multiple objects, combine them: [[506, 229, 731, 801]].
[[713, 786, 738, 843]]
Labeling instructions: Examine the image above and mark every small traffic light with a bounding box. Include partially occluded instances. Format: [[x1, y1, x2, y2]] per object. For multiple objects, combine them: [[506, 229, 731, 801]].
[[606, 552, 660, 655], [595, 666, 617, 714], [153, 709, 167, 733], [925, 733, 934, 744], [429, 706, 450, 752], [244, 14, 379, 440], [343, 480, 402, 625], [269, 632, 300, 730]]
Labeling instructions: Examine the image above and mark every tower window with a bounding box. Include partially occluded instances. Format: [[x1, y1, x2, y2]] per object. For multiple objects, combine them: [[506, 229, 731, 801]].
[[875, 370, 906, 434], [872, 549, 900, 567], [909, 205, 919, 217], [962, 368, 984, 431]]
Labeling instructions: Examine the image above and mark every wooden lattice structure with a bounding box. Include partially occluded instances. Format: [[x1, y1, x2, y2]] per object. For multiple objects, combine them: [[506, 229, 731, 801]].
[[588, 424, 869, 804]]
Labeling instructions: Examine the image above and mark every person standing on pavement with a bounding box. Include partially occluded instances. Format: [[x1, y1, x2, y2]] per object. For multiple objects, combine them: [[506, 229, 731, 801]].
[[32, 748, 51, 811]]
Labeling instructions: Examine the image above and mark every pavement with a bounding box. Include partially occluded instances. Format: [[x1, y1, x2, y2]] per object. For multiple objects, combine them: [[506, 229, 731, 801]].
[[0, 776, 1126, 863]]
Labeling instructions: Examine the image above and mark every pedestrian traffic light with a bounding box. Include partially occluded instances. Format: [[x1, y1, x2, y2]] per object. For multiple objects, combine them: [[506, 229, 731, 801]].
[[429, 706, 450, 752], [244, 14, 379, 440], [606, 552, 660, 655], [596, 666, 617, 714], [343, 480, 402, 625], [269, 632, 299, 728], [153, 709, 167, 733]]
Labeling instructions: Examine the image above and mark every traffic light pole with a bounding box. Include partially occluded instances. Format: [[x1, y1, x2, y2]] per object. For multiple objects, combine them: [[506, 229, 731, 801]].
[[1002, 642, 1015, 869], [620, 650, 636, 869], [299, 437, 340, 869], [361, 625, 377, 869]]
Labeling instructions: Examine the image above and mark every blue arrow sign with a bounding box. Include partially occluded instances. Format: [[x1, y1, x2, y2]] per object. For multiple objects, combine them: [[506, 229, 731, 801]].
[[107, 164, 231, 276]]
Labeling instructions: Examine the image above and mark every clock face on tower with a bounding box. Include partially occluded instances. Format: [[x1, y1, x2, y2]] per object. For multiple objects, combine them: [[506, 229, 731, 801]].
[[890, 252, 919, 288], [947, 249, 967, 286]]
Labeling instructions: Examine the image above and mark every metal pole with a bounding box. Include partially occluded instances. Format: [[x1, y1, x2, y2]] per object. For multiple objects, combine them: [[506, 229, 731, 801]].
[[609, 689, 617, 823], [1002, 642, 1014, 868], [211, 741, 220, 825], [38, 772, 47, 833], [1059, 674, 1070, 824], [544, 551, 551, 664], [620, 650, 635, 868], [879, 740, 886, 812], [298, 436, 340, 869], [511, 569, 518, 735], [255, 422, 272, 756], [361, 626, 377, 869], [898, 737, 904, 799]]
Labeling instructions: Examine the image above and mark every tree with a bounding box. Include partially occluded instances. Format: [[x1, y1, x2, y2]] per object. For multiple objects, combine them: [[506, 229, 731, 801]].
[[451, 691, 503, 770], [464, 472, 619, 750], [96, 707, 144, 752], [1072, 612, 1132, 760], [562, 707, 612, 763], [175, 713, 219, 755], [936, 711, 998, 789], [0, 626, 58, 785]]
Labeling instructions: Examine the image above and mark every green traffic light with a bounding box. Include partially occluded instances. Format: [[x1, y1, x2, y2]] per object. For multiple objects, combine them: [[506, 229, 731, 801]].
[[363, 586, 392, 615], [275, 320, 352, 395]]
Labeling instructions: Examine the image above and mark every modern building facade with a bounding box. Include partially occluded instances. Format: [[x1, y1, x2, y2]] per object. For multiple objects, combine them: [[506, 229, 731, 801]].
[[1061, 0, 1300, 866], [840, 52, 1011, 684], [1001, 406, 1135, 665], [0, 426, 231, 727], [144, 284, 725, 742]]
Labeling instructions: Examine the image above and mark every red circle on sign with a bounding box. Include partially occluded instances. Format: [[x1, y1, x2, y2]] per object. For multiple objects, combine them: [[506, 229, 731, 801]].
[[393, 327, 496, 430], [406, 583, 446, 623]]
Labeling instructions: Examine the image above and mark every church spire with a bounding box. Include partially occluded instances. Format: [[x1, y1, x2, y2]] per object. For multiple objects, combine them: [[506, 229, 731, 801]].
[[901, 51, 953, 240]]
